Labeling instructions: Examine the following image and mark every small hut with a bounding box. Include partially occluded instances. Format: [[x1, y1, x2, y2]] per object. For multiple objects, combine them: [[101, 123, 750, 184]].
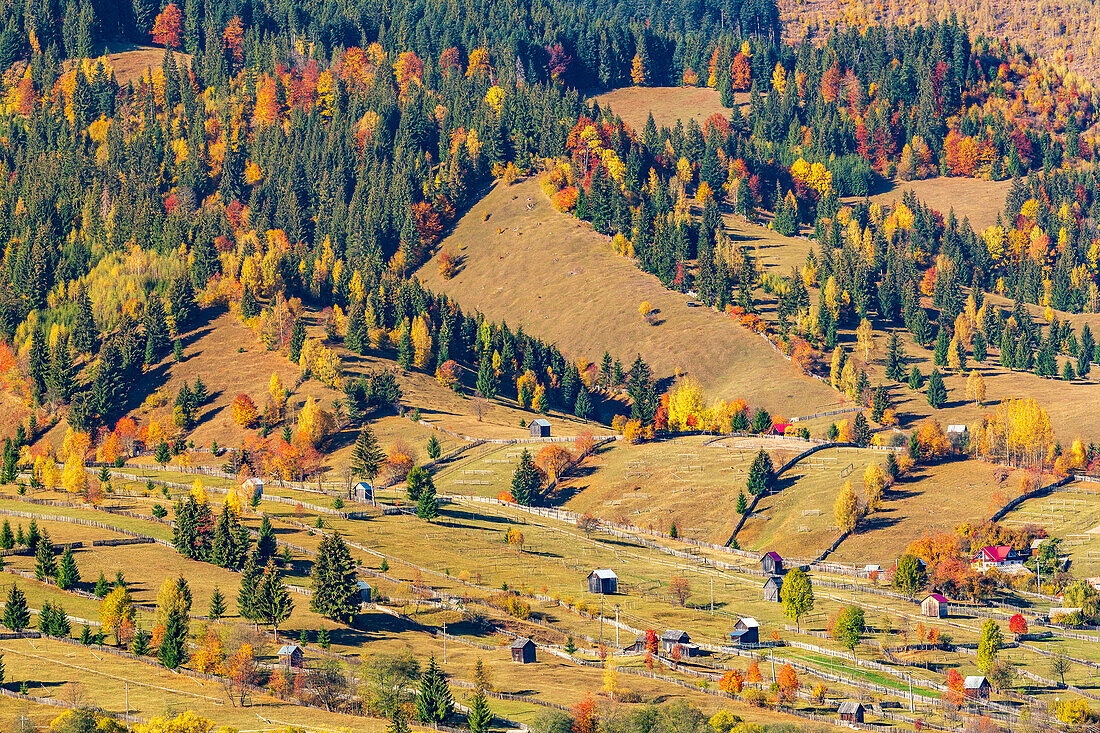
[[761, 551, 784, 575], [353, 482, 373, 503], [728, 617, 759, 645], [278, 644, 304, 669], [624, 635, 648, 653], [763, 576, 783, 602], [240, 477, 264, 503], [964, 676, 991, 699], [530, 419, 551, 438], [510, 637, 536, 663], [356, 580, 373, 604], [587, 569, 618, 595], [921, 593, 950, 618], [837, 701, 866, 723]]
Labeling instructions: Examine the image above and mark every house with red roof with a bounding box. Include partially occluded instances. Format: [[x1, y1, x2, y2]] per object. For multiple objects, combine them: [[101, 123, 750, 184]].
[[971, 545, 1022, 572]]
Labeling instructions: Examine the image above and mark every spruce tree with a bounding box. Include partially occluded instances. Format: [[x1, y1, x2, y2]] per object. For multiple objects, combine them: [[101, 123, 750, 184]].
[[158, 606, 189, 668], [746, 449, 774, 495], [131, 627, 152, 655], [475, 353, 498, 399], [510, 449, 542, 506], [310, 533, 359, 622], [254, 561, 294, 639], [237, 556, 261, 621], [926, 369, 947, 408], [908, 366, 923, 390], [0, 520, 12, 550], [55, 548, 80, 590], [25, 520, 38, 549], [851, 413, 872, 446], [94, 571, 110, 598], [3, 584, 29, 632], [209, 586, 226, 620], [736, 490, 748, 514], [426, 434, 441, 460], [352, 427, 385, 483], [289, 317, 306, 362], [885, 332, 905, 381], [416, 656, 454, 724], [255, 514, 277, 566], [34, 534, 56, 582], [574, 388, 592, 421], [416, 481, 439, 520]]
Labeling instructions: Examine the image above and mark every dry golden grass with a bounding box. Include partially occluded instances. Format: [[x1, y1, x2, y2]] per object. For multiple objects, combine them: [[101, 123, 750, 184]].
[[98, 41, 191, 85], [589, 86, 747, 131], [417, 178, 838, 418], [863, 176, 1013, 231]]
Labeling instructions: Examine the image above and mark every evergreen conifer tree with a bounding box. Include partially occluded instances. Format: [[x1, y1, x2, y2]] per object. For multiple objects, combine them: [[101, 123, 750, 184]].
[[3, 584, 30, 632], [55, 548, 80, 590], [209, 586, 226, 620], [510, 449, 542, 506], [310, 533, 359, 622]]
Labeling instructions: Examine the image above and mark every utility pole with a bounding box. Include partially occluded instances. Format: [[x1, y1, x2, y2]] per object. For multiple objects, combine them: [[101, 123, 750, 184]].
[[443, 622, 447, 664], [908, 675, 914, 713], [615, 605, 620, 648], [125, 681, 130, 732], [710, 578, 714, 614]]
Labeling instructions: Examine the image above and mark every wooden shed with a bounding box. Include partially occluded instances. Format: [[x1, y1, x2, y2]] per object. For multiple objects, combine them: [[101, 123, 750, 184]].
[[510, 637, 536, 663], [659, 629, 690, 653], [356, 580, 373, 604], [921, 593, 949, 618], [761, 551, 784, 575], [964, 676, 991, 699], [277, 644, 304, 669], [587, 569, 618, 595], [240, 477, 264, 503], [727, 617, 759, 645], [837, 701, 866, 723], [353, 482, 373, 503], [530, 419, 551, 438], [763, 576, 783, 602]]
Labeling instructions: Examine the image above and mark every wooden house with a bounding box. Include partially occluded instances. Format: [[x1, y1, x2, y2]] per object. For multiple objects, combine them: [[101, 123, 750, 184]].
[[964, 676, 991, 699], [659, 629, 690, 654], [837, 701, 866, 723], [727, 617, 759, 645], [587, 569, 618, 595], [510, 637, 536, 663], [530, 419, 551, 438], [763, 576, 783, 602], [277, 644, 304, 669], [921, 593, 950, 618], [761, 551, 783, 575], [971, 545, 1020, 571]]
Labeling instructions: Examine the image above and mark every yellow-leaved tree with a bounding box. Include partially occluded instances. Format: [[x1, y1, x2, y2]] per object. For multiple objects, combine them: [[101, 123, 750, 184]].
[[297, 397, 336, 448], [834, 480, 860, 533], [863, 463, 886, 512]]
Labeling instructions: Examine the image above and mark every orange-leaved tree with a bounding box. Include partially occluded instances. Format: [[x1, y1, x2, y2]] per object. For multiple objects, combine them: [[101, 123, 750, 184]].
[[151, 3, 184, 48]]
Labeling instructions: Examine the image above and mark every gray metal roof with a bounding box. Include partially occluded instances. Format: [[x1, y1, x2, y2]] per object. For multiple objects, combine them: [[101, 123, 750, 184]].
[[589, 569, 618, 579], [510, 637, 534, 649]]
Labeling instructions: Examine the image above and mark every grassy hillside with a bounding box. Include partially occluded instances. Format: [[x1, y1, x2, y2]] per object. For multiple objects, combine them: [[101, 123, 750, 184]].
[[590, 87, 745, 130], [416, 178, 839, 418]]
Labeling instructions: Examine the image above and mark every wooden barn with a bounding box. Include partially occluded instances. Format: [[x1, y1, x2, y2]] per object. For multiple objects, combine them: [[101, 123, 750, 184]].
[[510, 637, 536, 663], [356, 580, 373, 603], [837, 701, 866, 723], [587, 569, 618, 595], [727, 617, 759, 645], [921, 593, 950, 618], [964, 676, 990, 699], [761, 551, 784, 575], [763, 576, 783, 602], [625, 635, 648, 653], [277, 644, 304, 669], [530, 419, 551, 438]]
